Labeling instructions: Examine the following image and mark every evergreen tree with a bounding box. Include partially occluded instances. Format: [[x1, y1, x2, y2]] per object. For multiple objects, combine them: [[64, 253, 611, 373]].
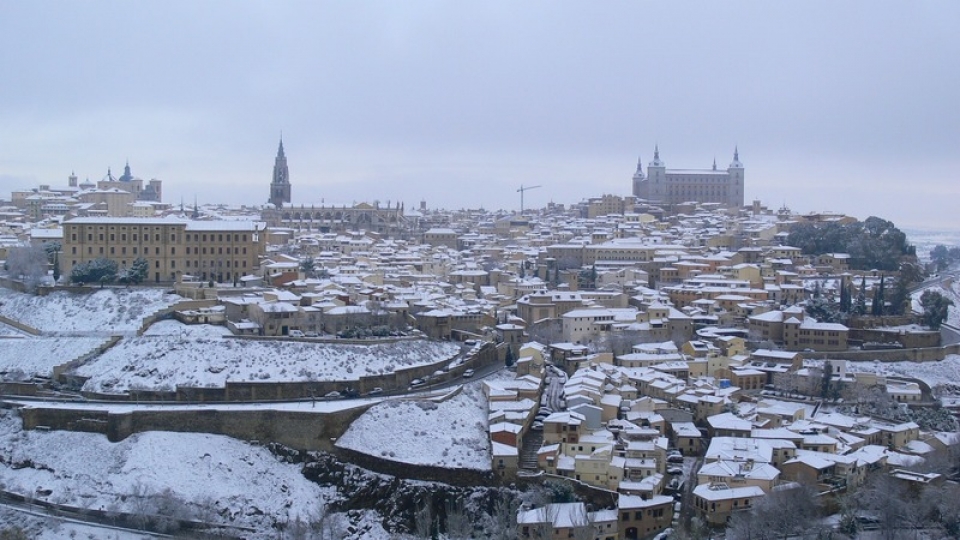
[[504, 345, 515, 367], [70, 257, 118, 285], [889, 277, 910, 315], [839, 278, 850, 312], [920, 290, 954, 330], [855, 276, 867, 315], [52, 251, 61, 283], [821, 361, 834, 398], [872, 275, 885, 316]]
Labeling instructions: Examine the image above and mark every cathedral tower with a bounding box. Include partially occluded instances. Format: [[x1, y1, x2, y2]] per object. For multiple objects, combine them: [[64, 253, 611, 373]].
[[269, 138, 291, 208]]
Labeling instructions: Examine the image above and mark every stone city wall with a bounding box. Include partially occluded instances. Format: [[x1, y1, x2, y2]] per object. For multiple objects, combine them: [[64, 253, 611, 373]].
[[804, 343, 960, 363], [18, 403, 372, 452]]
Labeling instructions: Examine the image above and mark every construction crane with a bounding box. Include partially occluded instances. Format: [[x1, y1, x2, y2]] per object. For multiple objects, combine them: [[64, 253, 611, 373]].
[[517, 184, 542, 214]]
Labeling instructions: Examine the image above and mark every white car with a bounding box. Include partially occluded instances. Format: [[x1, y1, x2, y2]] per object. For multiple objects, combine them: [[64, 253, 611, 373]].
[[462, 369, 475, 378], [289, 330, 305, 338]]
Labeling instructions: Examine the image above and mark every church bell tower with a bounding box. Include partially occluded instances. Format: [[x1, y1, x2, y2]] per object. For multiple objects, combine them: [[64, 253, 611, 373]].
[[269, 137, 291, 208]]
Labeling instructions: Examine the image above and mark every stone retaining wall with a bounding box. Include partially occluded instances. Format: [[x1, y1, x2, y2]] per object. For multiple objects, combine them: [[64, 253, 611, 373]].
[[17, 402, 373, 452], [804, 343, 960, 362], [0, 314, 41, 336]]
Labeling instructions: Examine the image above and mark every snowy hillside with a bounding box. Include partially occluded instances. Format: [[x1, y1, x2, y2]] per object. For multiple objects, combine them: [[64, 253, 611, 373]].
[[847, 354, 960, 388], [0, 336, 111, 380], [336, 382, 491, 470], [73, 324, 461, 393], [0, 409, 333, 536], [0, 288, 181, 333]]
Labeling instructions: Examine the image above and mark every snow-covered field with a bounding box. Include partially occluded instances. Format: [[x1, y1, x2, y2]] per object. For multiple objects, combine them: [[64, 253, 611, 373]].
[[846, 354, 960, 388], [0, 408, 334, 537], [73, 323, 460, 393], [336, 382, 491, 470], [0, 336, 111, 380], [0, 288, 181, 333], [905, 227, 960, 264]]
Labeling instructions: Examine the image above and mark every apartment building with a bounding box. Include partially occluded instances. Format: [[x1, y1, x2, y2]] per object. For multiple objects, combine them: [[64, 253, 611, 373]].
[[62, 217, 265, 284]]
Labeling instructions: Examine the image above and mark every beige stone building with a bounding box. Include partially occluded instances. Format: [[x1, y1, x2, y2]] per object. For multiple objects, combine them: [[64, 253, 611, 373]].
[[62, 217, 265, 284]]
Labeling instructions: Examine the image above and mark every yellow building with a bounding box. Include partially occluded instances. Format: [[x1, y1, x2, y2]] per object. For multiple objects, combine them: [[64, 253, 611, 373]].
[[62, 217, 266, 284]]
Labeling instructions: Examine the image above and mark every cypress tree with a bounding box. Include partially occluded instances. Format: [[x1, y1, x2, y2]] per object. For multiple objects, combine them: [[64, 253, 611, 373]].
[[839, 278, 850, 312], [872, 275, 885, 316], [855, 276, 867, 315]]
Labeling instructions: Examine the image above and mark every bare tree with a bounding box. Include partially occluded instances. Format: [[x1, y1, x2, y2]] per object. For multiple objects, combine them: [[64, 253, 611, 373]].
[[727, 483, 821, 540], [485, 493, 519, 540], [128, 480, 155, 530], [445, 496, 473, 539], [530, 504, 559, 540], [4, 245, 48, 292], [568, 504, 594, 540], [527, 319, 563, 346], [415, 495, 434, 539], [152, 487, 190, 533]]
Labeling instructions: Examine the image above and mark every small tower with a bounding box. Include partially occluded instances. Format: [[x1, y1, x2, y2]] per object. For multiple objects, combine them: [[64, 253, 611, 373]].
[[631, 155, 645, 198], [68, 171, 78, 188], [119, 160, 133, 182], [269, 137, 291, 208], [727, 146, 745, 207], [647, 145, 666, 202]]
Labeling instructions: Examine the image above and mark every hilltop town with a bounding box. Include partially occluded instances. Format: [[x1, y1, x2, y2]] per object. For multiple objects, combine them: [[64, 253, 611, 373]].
[[1, 146, 959, 539]]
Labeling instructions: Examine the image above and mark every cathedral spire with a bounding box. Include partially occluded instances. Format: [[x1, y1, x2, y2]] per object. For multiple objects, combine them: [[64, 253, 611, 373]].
[[270, 136, 291, 208], [654, 144, 660, 160], [713, 157, 717, 171]]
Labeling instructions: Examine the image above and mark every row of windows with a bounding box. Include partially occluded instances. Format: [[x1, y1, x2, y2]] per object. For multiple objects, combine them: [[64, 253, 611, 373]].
[[71, 232, 250, 243], [72, 259, 248, 270], [74, 245, 250, 257]]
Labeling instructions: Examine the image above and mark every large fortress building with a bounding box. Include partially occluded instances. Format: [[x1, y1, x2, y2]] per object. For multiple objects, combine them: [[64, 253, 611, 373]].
[[632, 146, 744, 207]]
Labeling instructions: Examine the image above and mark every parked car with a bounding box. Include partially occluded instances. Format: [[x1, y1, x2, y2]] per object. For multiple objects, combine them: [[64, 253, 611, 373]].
[[531, 421, 543, 431], [368, 387, 383, 395], [667, 466, 683, 475], [304, 331, 318, 338], [462, 369, 475, 378], [289, 330, 305, 338], [324, 391, 341, 399], [410, 378, 426, 387], [667, 454, 685, 463]]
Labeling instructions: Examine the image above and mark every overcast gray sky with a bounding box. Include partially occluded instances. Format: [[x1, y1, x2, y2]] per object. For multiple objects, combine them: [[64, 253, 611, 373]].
[[1, 1, 957, 228]]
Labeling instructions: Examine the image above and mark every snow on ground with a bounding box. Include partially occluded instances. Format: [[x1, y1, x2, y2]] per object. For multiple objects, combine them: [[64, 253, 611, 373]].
[[905, 227, 960, 264], [0, 409, 334, 536], [0, 336, 111, 380], [336, 382, 491, 470], [911, 280, 960, 327], [141, 318, 234, 337], [0, 287, 182, 333], [73, 330, 460, 393], [0, 321, 27, 337], [0, 507, 159, 540], [846, 354, 960, 388]]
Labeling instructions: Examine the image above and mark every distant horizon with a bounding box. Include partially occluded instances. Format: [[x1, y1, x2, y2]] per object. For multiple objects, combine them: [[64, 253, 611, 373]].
[[3, 2, 957, 229]]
